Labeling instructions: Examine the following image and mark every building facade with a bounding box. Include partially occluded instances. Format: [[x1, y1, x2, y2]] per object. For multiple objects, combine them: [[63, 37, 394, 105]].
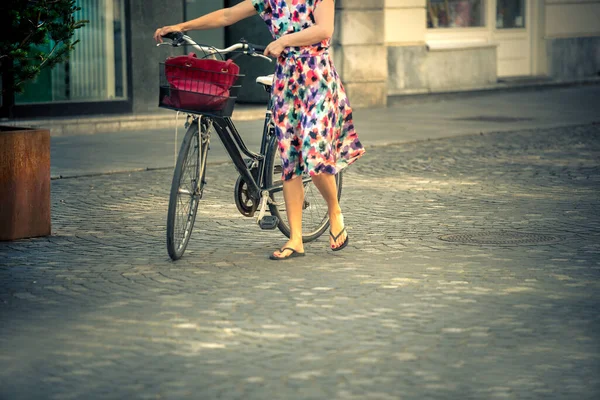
[[385, 0, 600, 101], [3, 0, 599, 118]]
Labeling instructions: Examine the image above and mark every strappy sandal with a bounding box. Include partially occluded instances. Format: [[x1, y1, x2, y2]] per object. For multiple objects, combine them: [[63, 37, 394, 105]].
[[269, 247, 306, 261], [330, 227, 349, 252]]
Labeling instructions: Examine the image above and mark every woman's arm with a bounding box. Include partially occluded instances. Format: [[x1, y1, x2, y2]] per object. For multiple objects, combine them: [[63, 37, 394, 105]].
[[264, 0, 335, 57], [154, 0, 256, 42]]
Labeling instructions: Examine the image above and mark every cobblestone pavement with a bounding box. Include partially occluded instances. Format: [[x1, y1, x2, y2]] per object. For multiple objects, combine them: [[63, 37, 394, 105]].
[[1, 124, 600, 400]]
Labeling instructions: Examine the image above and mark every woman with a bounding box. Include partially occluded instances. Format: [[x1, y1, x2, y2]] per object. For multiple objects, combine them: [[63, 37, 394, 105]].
[[155, 0, 365, 260]]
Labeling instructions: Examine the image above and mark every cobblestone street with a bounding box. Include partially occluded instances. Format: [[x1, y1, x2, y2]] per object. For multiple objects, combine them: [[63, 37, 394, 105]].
[[1, 123, 600, 399]]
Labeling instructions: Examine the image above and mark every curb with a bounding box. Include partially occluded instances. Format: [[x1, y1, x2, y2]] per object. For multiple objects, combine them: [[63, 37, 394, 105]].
[[388, 76, 600, 104], [4, 105, 268, 137]]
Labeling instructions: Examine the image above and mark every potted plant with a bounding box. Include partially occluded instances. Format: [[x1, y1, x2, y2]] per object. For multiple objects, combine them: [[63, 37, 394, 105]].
[[0, 0, 86, 240]]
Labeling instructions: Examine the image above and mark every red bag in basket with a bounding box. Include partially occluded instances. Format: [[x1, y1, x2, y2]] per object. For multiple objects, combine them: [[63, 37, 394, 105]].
[[163, 53, 240, 111]]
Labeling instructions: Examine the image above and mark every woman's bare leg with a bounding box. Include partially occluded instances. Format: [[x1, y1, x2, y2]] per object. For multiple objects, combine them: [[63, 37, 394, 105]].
[[310, 173, 346, 249], [272, 175, 305, 258]]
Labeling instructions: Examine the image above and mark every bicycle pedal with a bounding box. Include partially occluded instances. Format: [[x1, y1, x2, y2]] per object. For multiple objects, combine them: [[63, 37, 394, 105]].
[[259, 216, 279, 230]]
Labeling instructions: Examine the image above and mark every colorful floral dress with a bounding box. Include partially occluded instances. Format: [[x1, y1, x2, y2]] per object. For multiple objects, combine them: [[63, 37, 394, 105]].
[[251, 0, 365, 181]]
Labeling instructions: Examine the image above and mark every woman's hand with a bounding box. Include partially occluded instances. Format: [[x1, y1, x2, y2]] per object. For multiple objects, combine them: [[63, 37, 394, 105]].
[[264, 38, 287, 58], [154, 24, 183, 43]]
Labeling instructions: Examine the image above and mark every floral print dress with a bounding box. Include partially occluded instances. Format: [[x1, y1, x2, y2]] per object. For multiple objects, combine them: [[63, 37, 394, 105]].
[[251, 0, 365, 181]]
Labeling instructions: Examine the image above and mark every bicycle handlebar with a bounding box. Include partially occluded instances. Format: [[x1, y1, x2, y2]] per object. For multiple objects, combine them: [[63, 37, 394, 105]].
[[251, 44, 267, 53], [161, 31, 184, 43], [158, 32, 271, 62]]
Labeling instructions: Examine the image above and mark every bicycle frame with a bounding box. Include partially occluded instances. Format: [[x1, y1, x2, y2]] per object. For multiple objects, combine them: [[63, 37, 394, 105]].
[[205, 110, 312, 202], [211, 112, 273, 200]]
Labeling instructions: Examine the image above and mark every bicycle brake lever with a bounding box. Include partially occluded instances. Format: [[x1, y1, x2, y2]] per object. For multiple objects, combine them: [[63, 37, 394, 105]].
[[251, 53, 273, 63]]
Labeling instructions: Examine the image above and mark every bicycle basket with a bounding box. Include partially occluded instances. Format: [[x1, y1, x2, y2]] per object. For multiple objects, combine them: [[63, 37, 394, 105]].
[[158, 54, 243, 117]]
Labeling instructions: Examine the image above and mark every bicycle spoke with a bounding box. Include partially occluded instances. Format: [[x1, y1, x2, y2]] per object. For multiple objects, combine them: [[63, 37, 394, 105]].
[[306, 182, 324, 228], [306, 184, 316, 225]]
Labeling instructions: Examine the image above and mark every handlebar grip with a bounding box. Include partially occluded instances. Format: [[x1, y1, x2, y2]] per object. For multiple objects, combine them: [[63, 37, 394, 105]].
[[162, 31, 184, 42], [250, 43, 267, 53]]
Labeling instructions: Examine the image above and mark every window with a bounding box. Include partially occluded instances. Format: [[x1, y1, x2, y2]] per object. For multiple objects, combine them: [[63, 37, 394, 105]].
[[427, 0, 486, 28], [496, 0, 525, 29], [16, 0, 128, 105]]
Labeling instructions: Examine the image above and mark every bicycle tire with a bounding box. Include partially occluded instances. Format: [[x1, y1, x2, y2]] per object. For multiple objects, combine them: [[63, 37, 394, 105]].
[[264, 135, 343, 243], [166, 120, 208, 260]]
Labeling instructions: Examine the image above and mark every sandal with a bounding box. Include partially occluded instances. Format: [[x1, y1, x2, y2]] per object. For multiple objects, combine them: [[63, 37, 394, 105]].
[[269, 247, 306, 261], [330, 227, 349, 252]]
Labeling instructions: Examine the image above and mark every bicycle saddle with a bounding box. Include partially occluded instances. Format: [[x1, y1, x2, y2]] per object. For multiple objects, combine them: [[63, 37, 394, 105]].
[[256, 74, 274, 87]]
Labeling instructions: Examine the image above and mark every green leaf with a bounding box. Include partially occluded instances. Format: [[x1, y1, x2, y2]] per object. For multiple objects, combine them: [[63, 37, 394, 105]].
[[0, 0, 88, 93]]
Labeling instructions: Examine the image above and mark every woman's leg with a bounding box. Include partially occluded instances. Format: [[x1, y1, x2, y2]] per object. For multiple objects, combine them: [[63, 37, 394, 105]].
[[311, 173, 346, 249], [272, 175, 305, 258]]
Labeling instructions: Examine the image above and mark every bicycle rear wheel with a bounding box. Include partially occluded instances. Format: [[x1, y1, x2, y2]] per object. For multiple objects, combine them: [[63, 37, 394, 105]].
[[265, 135, 343, 243], [166, 119, 208, 260]]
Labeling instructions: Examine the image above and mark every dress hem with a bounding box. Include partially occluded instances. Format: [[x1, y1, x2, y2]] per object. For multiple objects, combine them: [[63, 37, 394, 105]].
[[282, 148, 366, 182]]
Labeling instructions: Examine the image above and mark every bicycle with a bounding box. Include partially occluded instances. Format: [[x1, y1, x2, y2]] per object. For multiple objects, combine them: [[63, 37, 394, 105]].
[[157, 32, 343, 261]]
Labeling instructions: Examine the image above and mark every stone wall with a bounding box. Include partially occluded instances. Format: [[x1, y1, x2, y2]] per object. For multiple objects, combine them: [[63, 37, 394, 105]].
[[385, 0, 426, 45], [388, 44, 497, 95], [387, 45, 428, 93], [426, 45, 497, 91], [332, 0, 388, 108], [547, 36, 600, 81]]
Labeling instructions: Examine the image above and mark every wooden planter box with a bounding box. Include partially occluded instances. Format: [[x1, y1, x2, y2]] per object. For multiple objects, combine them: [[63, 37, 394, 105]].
[[0, 126, 51, 241]]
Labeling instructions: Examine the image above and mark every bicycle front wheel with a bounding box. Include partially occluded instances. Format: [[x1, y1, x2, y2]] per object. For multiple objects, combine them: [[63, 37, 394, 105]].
[[166, 119, 208, 260], [265, 135, 343, 243]]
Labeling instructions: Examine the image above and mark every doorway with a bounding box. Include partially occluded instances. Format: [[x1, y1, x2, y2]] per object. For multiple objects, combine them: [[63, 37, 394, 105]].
[[492, 0, 535, 77]]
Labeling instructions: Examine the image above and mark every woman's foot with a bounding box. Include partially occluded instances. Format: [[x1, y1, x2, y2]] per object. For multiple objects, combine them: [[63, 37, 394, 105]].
[[271, 239, 304, 260], [329, 210, 347, 250]]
